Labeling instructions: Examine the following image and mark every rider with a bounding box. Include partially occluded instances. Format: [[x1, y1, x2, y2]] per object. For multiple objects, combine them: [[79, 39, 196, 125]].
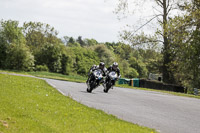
[[88, 64, 97, 76], [103, 62, 121, 88], [107, 62, 121, 78], [86, 64, 97, 83], [96, 62, 107, 76], [86, 62, 107, 84]]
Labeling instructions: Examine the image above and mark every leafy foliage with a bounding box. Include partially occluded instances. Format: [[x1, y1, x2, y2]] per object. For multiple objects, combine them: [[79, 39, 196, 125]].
[[35, 43, 62, 73], [71, 47, 100, 76], [0, 20, 34, 71], [93, 44, 115, 66], [23, 21, 61, 49], [160, 0, 200, 88], [6, 43, 35, 71], [35, 65, 49, 72]]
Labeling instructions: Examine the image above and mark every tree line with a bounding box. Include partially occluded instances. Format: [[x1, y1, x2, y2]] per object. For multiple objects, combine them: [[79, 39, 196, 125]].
[[0, 20, 160, 79]]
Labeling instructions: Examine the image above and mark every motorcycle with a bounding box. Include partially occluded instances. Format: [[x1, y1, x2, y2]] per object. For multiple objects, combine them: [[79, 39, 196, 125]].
[[86, 69, 103, 93], [103, 71, 118, 93]]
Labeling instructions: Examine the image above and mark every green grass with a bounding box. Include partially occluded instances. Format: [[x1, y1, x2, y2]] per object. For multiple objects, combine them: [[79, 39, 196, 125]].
[[116, 84, 200, 99], [0, 70, 87, 83], [0, 74, 156, 133], [27, 71, 87, 83]]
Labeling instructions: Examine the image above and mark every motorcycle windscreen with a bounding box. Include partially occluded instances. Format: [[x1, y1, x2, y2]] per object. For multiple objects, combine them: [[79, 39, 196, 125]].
[[109, 71, 118, 80]]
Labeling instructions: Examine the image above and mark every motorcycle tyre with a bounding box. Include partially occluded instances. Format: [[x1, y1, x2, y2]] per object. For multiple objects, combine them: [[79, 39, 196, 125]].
[[87, 88, 92, 93]]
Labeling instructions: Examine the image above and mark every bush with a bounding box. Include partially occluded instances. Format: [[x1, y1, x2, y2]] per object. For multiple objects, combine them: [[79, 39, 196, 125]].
[[35, 43, 62, 73], [125, 68, 139, 78], [6, 43, 35, 71], [35, 65, 49, 71], [129, 57, 148, 78], [0, 20, 34, 71], [70, 47, 100, 76]]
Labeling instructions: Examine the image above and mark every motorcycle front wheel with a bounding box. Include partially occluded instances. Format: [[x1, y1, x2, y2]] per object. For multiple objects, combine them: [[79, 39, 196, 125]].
[[87, 80, 96, 93], [104, 81, 111, 93], [103, 88, 108, 93], [87, 88, 92, 93]]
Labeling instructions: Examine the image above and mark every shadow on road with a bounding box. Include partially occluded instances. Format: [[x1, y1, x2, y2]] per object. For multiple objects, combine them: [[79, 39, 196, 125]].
[[80, 91, 99, 94], [80, 90, 112, 94]]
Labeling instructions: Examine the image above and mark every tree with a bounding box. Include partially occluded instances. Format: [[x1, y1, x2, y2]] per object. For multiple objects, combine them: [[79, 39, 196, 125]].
[[66, 37, 81, 47], [137, 48, 162, 74], [68, 37, 75, 44], [62, 36, 70, 45], [35, 43, 62, 72], [60, 47, 74, 75], [113, 42, 133, 60], [93, 44, 116, 66], [126, 67, 139, 78], [115, 0, 184, 83], [23, 22, 62, 51], [0, 20, 34, 70], [67, 42, 81, 47], [71, 47, 100, 75], [76, 36, 86, 47], [0, 28, 8, 68], [166, 0, 200, 88], [6, 43, 35, 71], [0, 20, 26, 44], [128, 56, 148, 78], [116, 58, 139, 78], [84, 38, 98, 46]]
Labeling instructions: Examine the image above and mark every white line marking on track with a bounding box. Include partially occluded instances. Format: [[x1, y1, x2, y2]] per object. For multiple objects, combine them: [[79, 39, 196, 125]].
[[48, 83, 56, 88], [48, 82, 66, 95], [57, 89, 66, 96]]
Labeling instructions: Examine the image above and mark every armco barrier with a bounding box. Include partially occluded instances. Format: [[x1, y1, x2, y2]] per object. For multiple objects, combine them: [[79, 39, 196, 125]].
[[139, 79, 185, 93], [130, 78, 140, 87], [133, 78, 139, 87], [118, 78, 130, 85], [118, 78, 125, 84]]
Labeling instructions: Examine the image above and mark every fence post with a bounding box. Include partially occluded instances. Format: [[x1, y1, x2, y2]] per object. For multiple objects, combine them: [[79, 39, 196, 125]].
[[130, 79, 133, 86]]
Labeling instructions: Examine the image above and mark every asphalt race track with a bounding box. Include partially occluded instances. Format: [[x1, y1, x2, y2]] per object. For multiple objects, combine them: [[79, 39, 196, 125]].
[[44, 78, 200, 133]]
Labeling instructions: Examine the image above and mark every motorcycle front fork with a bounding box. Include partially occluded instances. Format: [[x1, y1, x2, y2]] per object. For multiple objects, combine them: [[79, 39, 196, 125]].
[[103, 81, 115, 90]]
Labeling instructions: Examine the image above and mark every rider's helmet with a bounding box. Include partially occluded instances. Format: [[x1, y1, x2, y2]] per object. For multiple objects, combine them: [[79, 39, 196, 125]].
[[112, 62, 118, 71], [99, 62, 105, 70], [92, 64, 97, 69]]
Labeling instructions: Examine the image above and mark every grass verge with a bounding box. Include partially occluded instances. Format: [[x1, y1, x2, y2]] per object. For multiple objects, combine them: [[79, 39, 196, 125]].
[[27, 71, 87, 83], [116, 84, 200, 99], [0, 70, 87, 83], [0, 74, 156, 133], [1, 69, 199, 99]]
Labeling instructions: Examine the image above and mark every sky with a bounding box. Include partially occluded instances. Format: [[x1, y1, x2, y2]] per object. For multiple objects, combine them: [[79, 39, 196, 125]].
[[0, 0, 155, 43]]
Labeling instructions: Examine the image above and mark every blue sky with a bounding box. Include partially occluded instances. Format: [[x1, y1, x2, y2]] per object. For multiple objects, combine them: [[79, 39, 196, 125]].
[[0, 0, 156, 42]]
